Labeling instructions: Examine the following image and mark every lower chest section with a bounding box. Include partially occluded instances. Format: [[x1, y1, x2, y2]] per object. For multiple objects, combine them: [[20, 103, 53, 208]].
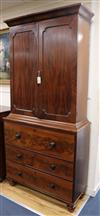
[[4, 121, 76, 203]]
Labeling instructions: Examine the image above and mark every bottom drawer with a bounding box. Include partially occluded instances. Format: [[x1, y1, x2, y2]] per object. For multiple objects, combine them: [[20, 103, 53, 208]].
[[7, 161, 73, 203]]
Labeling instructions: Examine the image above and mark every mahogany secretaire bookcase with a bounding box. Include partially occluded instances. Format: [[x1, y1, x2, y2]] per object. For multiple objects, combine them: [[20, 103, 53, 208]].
[[4, 3, 93, 211]]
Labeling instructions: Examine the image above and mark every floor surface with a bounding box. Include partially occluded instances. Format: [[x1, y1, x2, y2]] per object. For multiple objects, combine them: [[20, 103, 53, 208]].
[[0, 181, 89, 216]]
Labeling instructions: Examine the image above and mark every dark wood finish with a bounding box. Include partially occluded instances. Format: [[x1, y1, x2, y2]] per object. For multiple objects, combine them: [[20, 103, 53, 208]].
[[5, 121, 75, 161], [6, 145, 73, 181], [5, 3, 93, 27], [4, 4, 93, 211], [8, 9, 92, 123], [0, 106, 10, 182], [3, 113, 90, 132], [7, 161, 73, 203], [73, 124, 90, 202], [10, 23, 38, 116], [38, 15, 76, 122]]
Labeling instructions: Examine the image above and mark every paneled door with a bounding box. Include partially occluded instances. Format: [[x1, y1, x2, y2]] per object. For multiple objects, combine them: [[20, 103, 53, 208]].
[[38, 16, 77, 122], [10, 23, 38, 116]]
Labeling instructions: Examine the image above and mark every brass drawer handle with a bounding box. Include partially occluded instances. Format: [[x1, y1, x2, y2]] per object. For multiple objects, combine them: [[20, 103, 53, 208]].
[[48, 183, 55, 189], [50, 164, 56, 170], [48, 141, 56, 149], [16, 172, 22, 177], [15, 132, 21, 139], [16, 154, 23, 160]]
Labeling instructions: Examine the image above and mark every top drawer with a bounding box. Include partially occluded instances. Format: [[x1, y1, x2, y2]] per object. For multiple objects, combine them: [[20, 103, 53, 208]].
[[4, 121, 75, 162]]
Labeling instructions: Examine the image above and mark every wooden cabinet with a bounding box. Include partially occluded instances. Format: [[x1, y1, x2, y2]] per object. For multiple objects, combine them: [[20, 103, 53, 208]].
[[4, 3, 93, 211], [0, 106, 10, 182]]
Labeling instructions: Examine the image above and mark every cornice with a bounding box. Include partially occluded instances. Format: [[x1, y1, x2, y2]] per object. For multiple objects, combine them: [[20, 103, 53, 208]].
[[5, 3, 94, 27]]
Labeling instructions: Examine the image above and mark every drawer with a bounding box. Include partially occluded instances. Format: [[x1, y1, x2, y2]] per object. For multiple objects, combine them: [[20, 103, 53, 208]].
[[7, 161, 73, 202], [5, 122, 75, 161], [6, 146, 73, 181]]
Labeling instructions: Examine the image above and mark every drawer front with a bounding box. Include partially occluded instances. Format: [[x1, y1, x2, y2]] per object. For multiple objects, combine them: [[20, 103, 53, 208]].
[[5, 122, 75, 161], [7, 161, 73, 202], [6, 146, 73, 181]]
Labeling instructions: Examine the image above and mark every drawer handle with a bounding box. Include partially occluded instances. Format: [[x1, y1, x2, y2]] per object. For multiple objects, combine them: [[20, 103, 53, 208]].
[[15, 132, 21, 139], [50, 164, 56, 170], [16, 172, 22, 177], [48, 141, 56, 149], [16, 154, 23, 160], [48, 183, 55, 189]]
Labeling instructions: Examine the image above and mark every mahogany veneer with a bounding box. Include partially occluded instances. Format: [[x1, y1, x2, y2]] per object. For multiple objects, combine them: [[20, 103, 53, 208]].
[[0, 106, 10, 182], [4, 3, 93, 211]]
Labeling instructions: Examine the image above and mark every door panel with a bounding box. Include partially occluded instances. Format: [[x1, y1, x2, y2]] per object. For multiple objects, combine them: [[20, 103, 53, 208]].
[[38, 16, 77, 122], [11, 24, 38, 116]]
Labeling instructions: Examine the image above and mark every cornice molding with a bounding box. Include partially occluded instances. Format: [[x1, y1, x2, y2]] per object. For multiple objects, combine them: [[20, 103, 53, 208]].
[[5, 3, 94, 27], [4, 113, 90, 133]]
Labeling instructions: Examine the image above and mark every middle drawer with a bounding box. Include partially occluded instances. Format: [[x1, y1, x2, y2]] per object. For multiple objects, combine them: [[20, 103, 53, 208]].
[[6, 146, 73, 181]]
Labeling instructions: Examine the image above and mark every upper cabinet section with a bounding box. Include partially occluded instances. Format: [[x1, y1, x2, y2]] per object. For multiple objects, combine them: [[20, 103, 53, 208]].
[[5, 4, 93, 123]]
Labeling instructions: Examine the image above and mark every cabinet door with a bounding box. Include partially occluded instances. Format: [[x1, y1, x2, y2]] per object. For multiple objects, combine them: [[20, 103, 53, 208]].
[[10, 23, 38, 116], [38, 16, 77, 122]]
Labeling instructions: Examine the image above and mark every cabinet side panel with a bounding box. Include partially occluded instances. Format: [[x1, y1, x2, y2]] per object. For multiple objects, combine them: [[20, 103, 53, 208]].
[[77, 16, 90, 122], [73, 123, 90, 202]]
